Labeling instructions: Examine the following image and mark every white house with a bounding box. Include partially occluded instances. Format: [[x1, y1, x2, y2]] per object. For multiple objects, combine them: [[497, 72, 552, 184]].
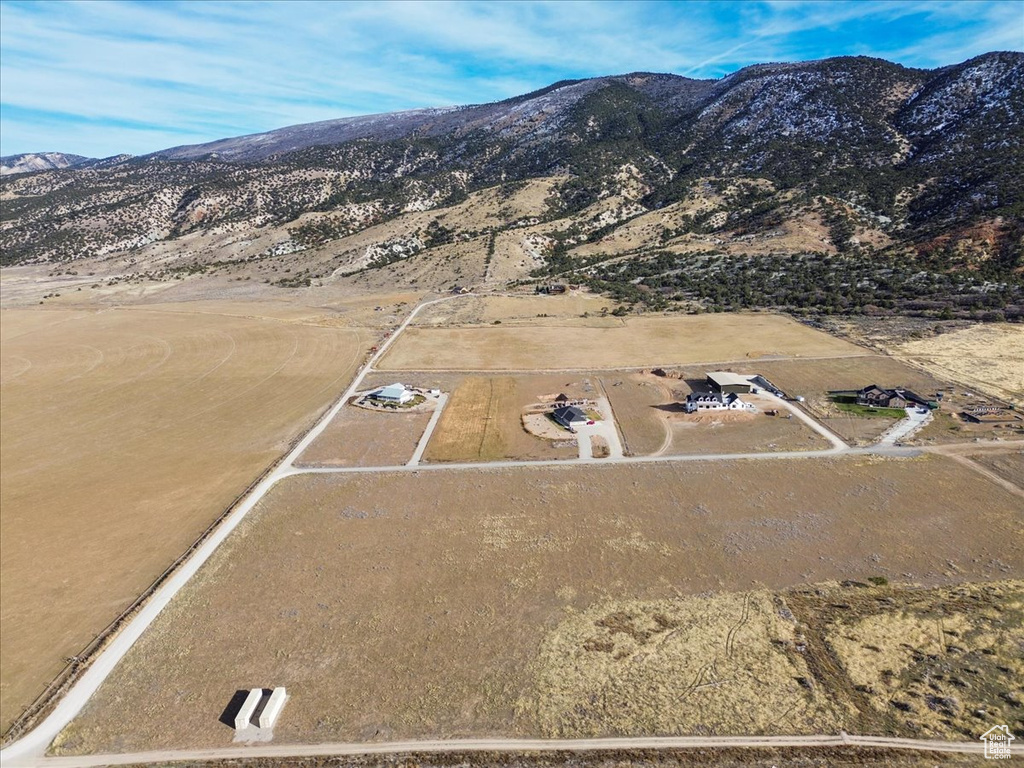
[[370, 382, 413, 404], [684, 392, 756, 413]]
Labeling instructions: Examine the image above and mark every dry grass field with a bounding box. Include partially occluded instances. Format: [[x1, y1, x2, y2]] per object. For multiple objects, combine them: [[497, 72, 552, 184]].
[[665, 409, 830, 455], [599, 375, 672, 455], [413, 294, 620, 327], [294, 404, 431, 467], [969, 450, 1024, 488], [55, 455, 1023, 753], [423, 375, 579, 462], [895, 323, 1024, 405], [0, 305, 370, 732], [378, 314, 868, 371], [817, 580, 1024, 738]]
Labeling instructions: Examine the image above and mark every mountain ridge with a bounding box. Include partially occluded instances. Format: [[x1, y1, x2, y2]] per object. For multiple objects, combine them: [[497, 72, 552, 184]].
[[2, 52, 1021, 319]]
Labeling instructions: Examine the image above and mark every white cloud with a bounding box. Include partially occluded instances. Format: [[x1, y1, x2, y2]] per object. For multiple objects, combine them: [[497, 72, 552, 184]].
[[1, 0, 1019, 157]]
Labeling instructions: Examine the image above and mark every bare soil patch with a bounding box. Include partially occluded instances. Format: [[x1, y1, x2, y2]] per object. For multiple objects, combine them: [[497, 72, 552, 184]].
[[56, 456, 1023, 752], [969, 450, 1024, 488], [379, 314, 867, 371], [0, 304, 370, 731]]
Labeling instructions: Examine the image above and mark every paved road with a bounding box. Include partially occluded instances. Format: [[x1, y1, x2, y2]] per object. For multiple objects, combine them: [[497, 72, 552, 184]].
[[407, 392, 448, 466], [878, 407, 932, 446]]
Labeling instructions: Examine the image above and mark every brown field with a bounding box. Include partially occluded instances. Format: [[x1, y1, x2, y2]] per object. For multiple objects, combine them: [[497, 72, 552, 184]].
[[413, 294, 620, 327], [895, 323, 1024, 405], [601, 374, 828, 456], [55, 456, 1023, 753], [969, 450, 1024, 488], [423, 374, 587, 462], [0, 305, 370, 731], [294, 404, 431, 467], [378, 314, 868, 371], [599, 374, 671, 455], [665, 408, 830, 455]]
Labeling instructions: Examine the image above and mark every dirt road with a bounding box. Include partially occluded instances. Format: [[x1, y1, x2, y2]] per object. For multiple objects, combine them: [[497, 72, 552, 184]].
[[8, 733, 988, 768]]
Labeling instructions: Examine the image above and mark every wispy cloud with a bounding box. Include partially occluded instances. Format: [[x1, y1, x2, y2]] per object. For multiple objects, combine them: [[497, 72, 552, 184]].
[[1, 0, 1020, 157]]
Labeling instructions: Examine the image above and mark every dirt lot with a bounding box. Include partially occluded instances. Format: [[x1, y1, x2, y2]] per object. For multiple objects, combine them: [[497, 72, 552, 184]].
[[295, 404, 431, 467], [379, 314, 868, 371], [600, 374, 827, 455], [0, 304, 370, 732], [969, 450, 1024, 487], [423, 374, 596, 462], [895, 323, 1024, 406], [56, 456, 1023, 753]]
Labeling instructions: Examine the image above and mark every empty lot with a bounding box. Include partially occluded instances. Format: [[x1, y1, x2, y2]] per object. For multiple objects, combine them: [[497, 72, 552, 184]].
[[0, 305, 370, 732], [423, 375, 581, 462], [896, 322, 1024, 405], [56, 455, 1023, 753], [379, 314, 868, 371]]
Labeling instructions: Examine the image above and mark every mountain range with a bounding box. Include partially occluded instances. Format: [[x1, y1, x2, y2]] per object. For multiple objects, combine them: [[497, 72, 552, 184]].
[[1, 52, 1021, 318]]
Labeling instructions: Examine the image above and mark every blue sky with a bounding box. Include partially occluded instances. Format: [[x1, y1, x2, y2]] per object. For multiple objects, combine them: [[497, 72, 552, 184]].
[[1, 0, 1021, 158]]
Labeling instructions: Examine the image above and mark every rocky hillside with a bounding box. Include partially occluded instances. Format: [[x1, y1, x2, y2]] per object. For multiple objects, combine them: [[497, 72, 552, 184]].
[[2, 53, 1022, 319], [0, 152, 93, 176]]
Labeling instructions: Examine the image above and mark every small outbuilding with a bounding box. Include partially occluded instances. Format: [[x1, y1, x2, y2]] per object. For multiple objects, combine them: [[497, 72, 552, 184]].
[[553, 405, 589, 429]]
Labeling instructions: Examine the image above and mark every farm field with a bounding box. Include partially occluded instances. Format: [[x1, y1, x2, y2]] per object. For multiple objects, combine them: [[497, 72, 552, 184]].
[[378, 313, 868, 371], [413, 293, 619, 327], [0, 304, 370, 732], [422, 374, 594, 463], [294, 404, 431, 467], [55, 455, 1024, 753], [895, 322, 1024, 405]]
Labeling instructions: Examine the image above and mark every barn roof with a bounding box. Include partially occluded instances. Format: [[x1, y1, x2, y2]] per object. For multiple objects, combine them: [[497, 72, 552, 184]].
[[706, 371, 753, 388]]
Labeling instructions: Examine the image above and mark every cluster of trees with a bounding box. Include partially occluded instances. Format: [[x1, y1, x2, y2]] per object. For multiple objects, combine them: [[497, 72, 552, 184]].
[[583, 250, 1023, 319]]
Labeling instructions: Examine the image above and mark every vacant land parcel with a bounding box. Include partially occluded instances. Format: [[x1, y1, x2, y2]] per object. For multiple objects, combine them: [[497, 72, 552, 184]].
[[0, 305, 369, 731], [295, 404, 431, 467], [423, 375, 579, 462], [379, 314, 867, 371], [58, 455, 1023, 753], [896, 322, 1024, 405]]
